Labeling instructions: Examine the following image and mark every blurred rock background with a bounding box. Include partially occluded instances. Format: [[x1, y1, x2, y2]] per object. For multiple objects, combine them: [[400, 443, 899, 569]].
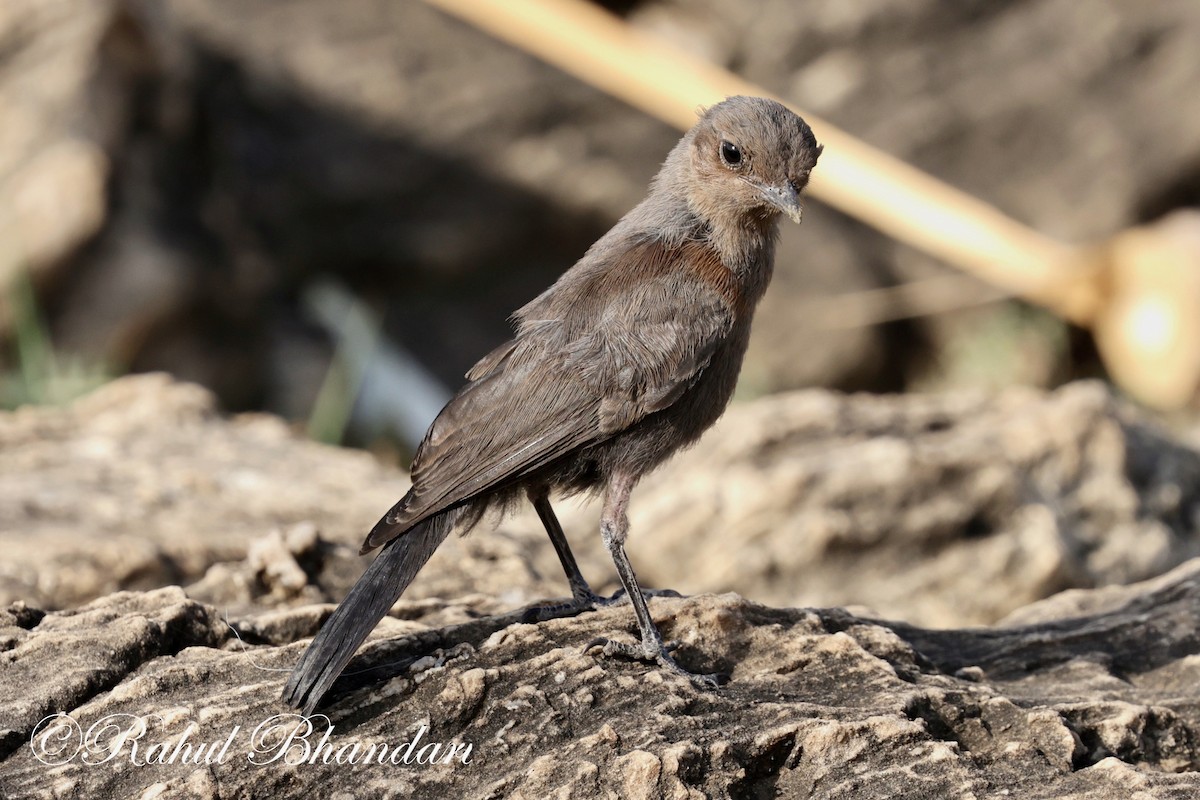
[[4, 0, 1200, 443]]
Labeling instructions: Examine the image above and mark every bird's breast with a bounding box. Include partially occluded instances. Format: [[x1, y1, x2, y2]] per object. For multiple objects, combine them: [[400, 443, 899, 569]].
[[583, 317, 753, 484]]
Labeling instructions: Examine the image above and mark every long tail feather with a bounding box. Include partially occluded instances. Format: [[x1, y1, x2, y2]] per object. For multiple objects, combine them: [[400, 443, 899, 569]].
[[281, 511, 455, 713]]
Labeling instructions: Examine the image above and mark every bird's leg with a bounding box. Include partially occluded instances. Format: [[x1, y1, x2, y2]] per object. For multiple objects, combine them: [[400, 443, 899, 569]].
[[583, 472, 724, 689], [525, 488, 682, 623], [529, 489, 605, 608]]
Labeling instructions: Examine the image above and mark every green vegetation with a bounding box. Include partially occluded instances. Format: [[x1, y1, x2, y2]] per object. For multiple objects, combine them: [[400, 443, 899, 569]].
[[1, 271, 114, 409]]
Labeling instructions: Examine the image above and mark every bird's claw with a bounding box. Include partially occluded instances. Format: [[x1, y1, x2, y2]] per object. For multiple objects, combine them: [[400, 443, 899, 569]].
[[621, 586, 683, 600], [522, 596, 597, 623], [582, 636, 727, 689], [527, 586, 683, 621], [589, 586, 683, 608]]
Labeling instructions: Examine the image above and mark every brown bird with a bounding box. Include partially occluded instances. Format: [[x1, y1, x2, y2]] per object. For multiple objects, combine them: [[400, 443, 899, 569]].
[[283, 96, 821, 713]]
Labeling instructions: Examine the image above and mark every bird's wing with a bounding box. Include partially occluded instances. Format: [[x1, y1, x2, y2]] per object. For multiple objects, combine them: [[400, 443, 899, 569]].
[[362, 238, 735, 551]]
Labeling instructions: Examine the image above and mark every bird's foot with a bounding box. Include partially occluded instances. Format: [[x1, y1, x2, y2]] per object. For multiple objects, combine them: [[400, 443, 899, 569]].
[[583, 635, 726, 689], [520, 584, 613, 622], [600, 586, 683, 606], [521, 596, 596, 623], [522, 586, 682, 622]]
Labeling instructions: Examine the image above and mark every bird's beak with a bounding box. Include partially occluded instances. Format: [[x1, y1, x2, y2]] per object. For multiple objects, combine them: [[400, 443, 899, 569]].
[[758, 182, 804, 224]]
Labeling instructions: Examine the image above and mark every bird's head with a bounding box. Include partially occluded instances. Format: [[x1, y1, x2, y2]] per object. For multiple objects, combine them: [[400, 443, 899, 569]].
[[687, 96, 822, 226]]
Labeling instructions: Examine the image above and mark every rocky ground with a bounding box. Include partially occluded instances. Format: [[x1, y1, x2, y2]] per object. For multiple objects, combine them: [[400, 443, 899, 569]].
[[3, 375, 1200, 798]]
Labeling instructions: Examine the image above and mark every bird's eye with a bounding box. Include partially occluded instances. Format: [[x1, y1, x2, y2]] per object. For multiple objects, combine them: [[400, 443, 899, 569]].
[[719, 140, 742, 167]]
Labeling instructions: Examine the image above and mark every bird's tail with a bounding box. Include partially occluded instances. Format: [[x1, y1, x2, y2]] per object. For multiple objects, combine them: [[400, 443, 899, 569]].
[[281, 510, 456, 714]]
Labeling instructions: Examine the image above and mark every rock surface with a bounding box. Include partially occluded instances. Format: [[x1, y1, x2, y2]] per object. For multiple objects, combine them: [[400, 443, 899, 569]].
[[3, 375, 1200, 796], [628, 380, 1200, 626], [3, 563, 1200, 798], [5, 375, 1200, 629], [0, 374, 398, 610]]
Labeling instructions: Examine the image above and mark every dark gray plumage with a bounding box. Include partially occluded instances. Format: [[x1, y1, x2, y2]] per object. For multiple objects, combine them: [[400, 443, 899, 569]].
[[282, 96, 822, 714]]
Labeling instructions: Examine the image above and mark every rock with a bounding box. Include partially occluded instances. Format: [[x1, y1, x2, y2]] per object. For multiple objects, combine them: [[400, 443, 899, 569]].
[[4, 375, 1200, 795], [0, 374, 401, 610], [3, 562, 1200, 797], [624, 380, 1200, 626], [0, 374, 583, 614], [5, 375, 1200, 632]]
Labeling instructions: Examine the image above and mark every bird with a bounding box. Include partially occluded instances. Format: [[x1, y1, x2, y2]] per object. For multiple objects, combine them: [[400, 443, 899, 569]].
[[282, 95, 822, 714]]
